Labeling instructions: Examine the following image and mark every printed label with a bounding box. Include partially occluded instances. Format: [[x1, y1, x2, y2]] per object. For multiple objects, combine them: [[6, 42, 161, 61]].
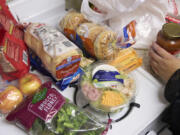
[[23, 50, 28, 65], [28, 88, 65, 122], [92, 65, 125, 89], [56, 55, 81, 80], [75, 34, 84, 50], [93, 70, 124, 82], [32, 88, 47, 104], [81, 36, 95, 57], [64, 28, 76, 41], [117, 20, 136, 49], [6, 38, 20, 61]]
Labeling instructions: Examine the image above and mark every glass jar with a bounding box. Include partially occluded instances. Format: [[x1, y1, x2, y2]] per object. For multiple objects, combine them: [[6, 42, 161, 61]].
[[156, 23, 180, 54]]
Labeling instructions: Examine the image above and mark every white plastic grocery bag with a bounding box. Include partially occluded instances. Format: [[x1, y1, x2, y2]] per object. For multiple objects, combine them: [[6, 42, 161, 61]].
[[109, 0, 169, 49], [81, 0, 146, 23], [81, 0, 180, 49]]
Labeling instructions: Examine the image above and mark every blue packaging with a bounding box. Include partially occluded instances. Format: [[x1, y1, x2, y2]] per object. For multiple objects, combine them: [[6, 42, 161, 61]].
[[29, 50, 83, 91]]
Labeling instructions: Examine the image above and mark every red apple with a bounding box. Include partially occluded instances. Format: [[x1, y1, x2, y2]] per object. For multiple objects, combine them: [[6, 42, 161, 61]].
[[19, 73, 42, 96]]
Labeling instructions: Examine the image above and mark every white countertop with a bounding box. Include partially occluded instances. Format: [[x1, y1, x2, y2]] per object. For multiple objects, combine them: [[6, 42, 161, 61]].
[[0, 0, 168, 135]]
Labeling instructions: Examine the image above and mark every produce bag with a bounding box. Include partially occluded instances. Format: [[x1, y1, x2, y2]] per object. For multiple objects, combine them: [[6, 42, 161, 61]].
[[80, 63, 136, 112], [6, 82, 107, 135], [0, 72, 43, 115], [0, 81, 23, 114], [0, 2, 30, 81]]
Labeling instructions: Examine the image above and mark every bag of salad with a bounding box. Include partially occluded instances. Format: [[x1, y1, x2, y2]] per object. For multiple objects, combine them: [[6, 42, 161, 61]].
[[6, 82, 107, 135]]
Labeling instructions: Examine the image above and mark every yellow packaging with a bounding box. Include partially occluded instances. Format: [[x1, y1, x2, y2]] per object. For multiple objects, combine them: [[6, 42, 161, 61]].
[[109, 48, 142, 73]]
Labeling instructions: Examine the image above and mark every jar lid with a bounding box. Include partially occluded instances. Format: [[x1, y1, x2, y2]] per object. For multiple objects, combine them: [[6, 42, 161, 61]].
[[162, 23, 180, 39]]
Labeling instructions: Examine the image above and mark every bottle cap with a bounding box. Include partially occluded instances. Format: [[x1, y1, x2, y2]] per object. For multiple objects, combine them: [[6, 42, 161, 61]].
[[162, 23, 180, 39]]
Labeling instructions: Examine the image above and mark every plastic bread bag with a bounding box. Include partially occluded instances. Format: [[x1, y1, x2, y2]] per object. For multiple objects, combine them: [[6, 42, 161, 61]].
[[79, 62, 136, 113], [29, 49, 83, 91], [59, 11, 87, 41], [60, 11, 121, 60], [24, 23, 82, 82], [6, 82, 107, 135], [0, 1, 30, 81], [93, 30, 121, 60], [76, 22, 105, 57]]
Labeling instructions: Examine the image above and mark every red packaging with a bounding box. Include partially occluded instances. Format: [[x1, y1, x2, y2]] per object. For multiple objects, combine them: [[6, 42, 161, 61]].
[[0, 2, 30, 81]]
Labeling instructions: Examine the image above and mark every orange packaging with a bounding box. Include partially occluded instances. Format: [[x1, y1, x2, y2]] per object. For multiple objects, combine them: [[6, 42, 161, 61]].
[[64, 28, 76, 41]]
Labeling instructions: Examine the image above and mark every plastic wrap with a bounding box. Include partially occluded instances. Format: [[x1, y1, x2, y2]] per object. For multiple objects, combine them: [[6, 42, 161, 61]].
[[0, 85, 23, 114], [29, 50, 83, 91], [81, 0, 146, 23], [81, 0, 180, 49], [80, 63, 136, 113], [0, 1, 30, 81], [24, 23, 82, 82], [59, 11, 121, 60], [6, 82, 106, 135], [0, 77, 22, 115], [108, 48, 142, 73]]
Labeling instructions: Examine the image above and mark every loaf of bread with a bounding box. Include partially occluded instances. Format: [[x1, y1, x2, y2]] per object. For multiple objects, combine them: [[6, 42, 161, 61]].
[[76, 23, 105, 57], [76, 23, 105, 42], [94, 30, 119, 60], [60, 11, 87, 31], [24, 23, 82, 80]]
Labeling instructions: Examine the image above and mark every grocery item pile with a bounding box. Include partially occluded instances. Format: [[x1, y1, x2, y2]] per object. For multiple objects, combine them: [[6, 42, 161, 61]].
[[1, 0, 180, 134]]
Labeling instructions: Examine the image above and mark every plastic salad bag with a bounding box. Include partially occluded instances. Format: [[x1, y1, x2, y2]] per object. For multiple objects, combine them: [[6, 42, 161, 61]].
[[80, 63, 136, 113], [6, 82, 107, 135]]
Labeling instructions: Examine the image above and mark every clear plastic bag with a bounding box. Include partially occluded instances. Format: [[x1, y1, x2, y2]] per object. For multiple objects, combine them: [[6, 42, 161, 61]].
[[6, 82, 106, 135], [109, 0, 168, 49], [0, 77, 23, 115], [81, 0, 180, 49], [59, 11, 121, 60]]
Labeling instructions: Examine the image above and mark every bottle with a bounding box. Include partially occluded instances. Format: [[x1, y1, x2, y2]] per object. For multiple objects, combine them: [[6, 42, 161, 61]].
[[156, 23, 180, 54]]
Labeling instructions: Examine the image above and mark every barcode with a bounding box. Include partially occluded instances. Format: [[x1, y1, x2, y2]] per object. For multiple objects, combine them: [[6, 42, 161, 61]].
[[62, 41, 73, 47], [23, 51, 28, 65]]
